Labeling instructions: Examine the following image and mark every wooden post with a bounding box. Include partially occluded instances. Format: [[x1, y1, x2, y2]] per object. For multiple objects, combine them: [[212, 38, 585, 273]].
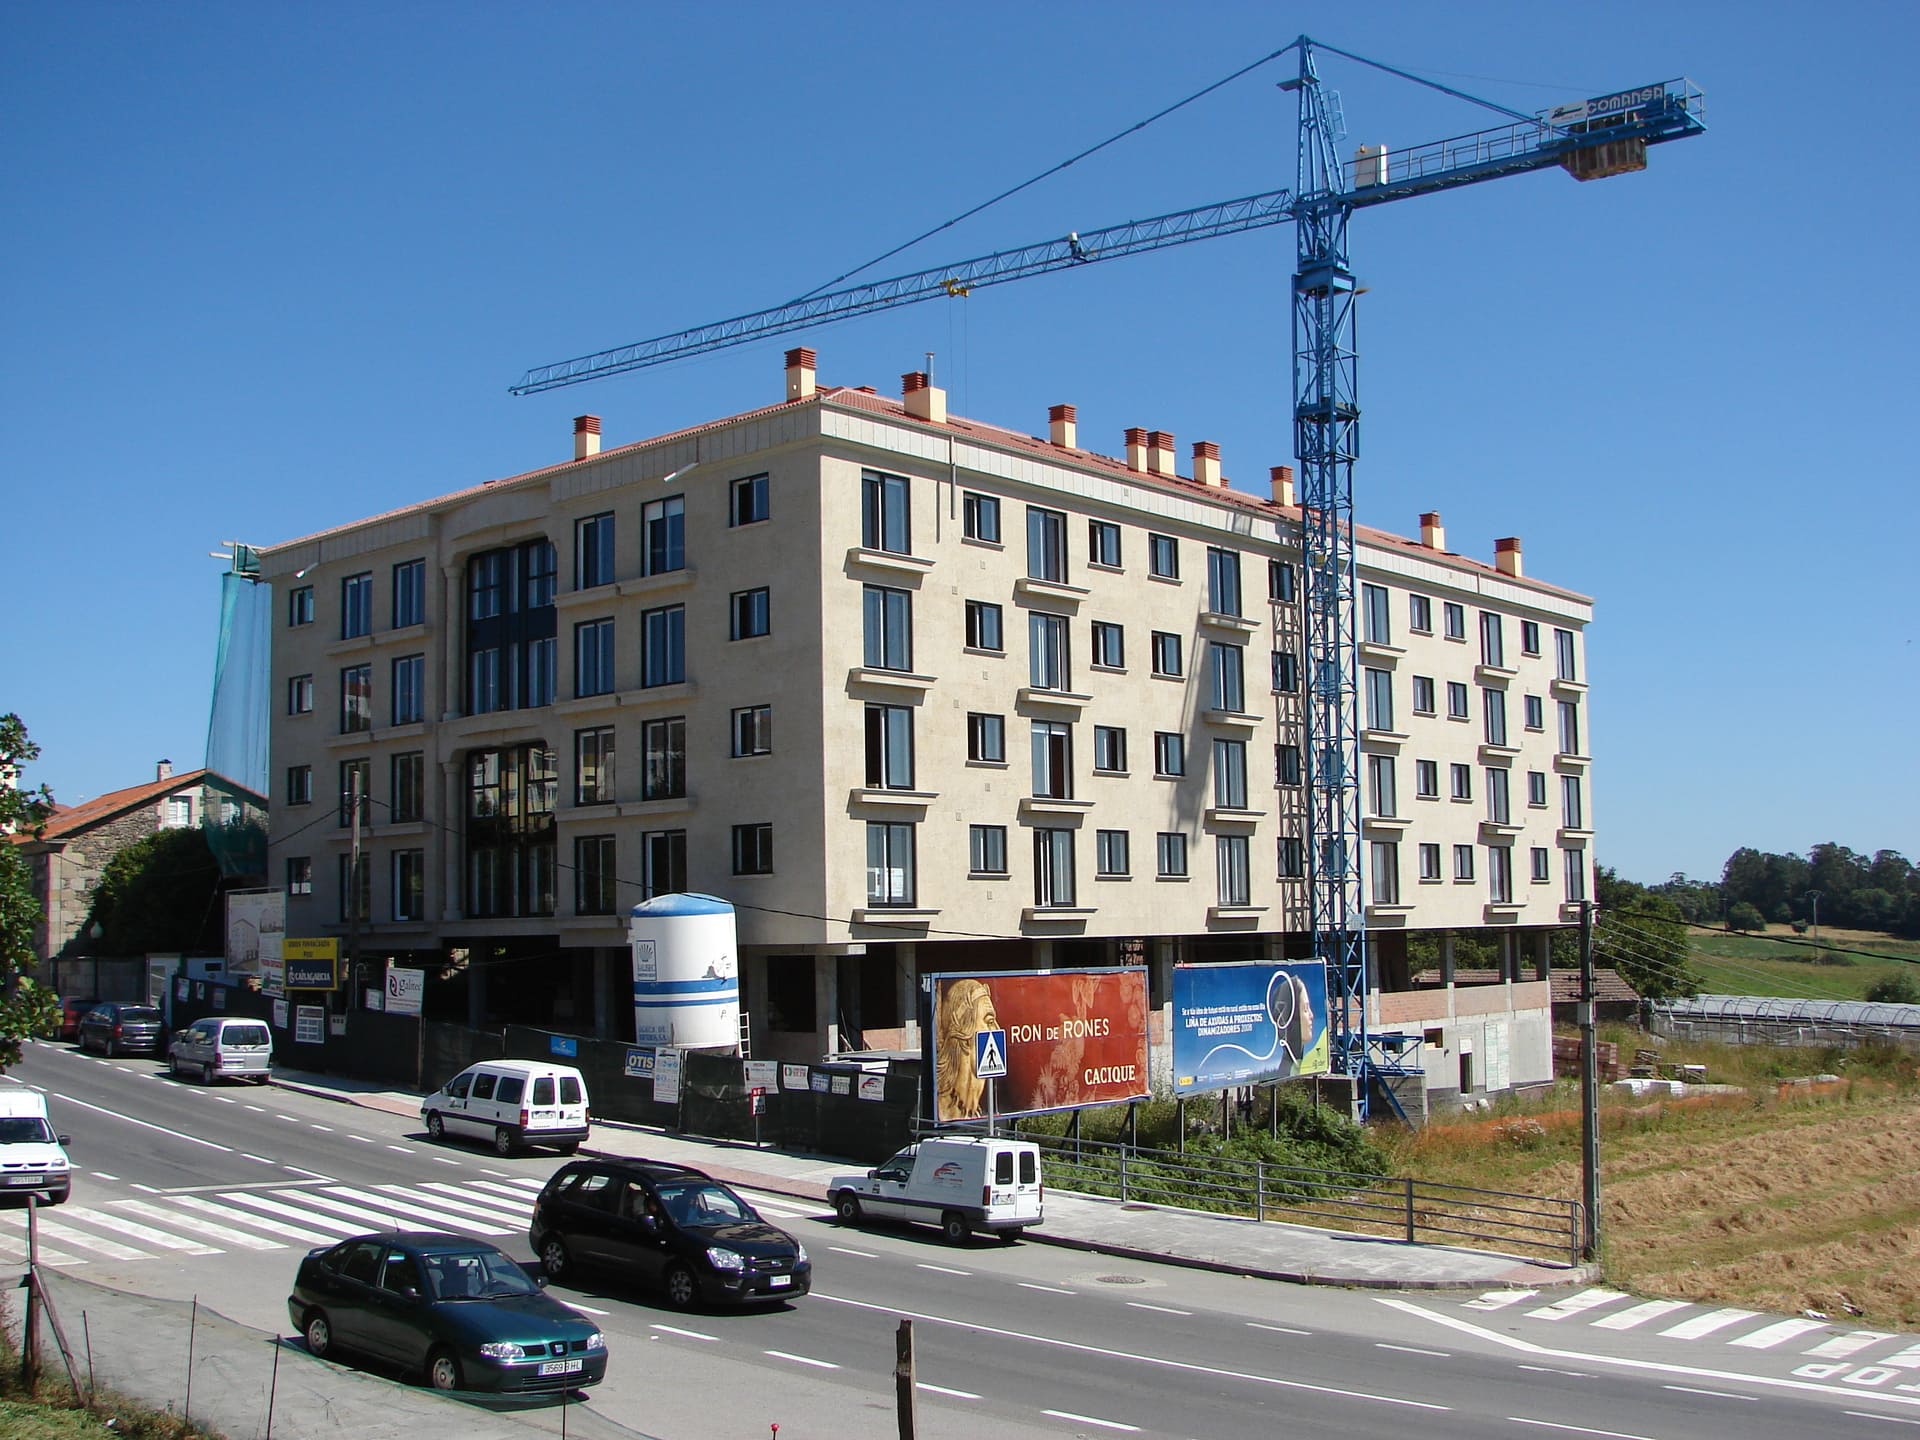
[[894, 1318, 918, 1440]]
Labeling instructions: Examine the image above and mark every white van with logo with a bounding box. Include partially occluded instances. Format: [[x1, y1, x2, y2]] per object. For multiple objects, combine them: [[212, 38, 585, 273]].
[[829, 1136, 1042, 1243], [0, 1089, 73, 1206], [421, 1060, 590, 1157]]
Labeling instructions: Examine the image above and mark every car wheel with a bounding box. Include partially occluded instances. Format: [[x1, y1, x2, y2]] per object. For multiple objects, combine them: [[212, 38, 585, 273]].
[[104, 1038, 117, 1059], [663, 1262, 699, 1310], [303, 1310, 333, 1359], [425, 1112, 446, 1141], [167, 1053, 181, 1079], [941, 1212, 971, 1245], [557, 1141, 580, 1156], [426, 1347, 462, 1392], [492, 1127, 518, 1157], [46, 1190, 69, 1208], [539, 1236, 571, 1281], [834, 1192, 862, 1224], [998, 1228, 1024, 1245]]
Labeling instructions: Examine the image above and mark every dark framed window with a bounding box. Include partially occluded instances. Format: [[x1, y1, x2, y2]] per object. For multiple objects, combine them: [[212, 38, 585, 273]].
[[393, 850, 425, 921], [286, 856, 312, 895], [575, 619, 616, 697], [643, 496, 685, 575], [575, 726, 615, 806], [1213, 738, 1248, 809], [642, 717, 686, 801], [1088, 519, 1121, 568], [1096, 830, 1130, 877], [732, 705, 771, 757], [866, 822, 916, 906], [392, 559, 426, 628], [1029, 612, 1070, 690], [1278, 835, 1304, 878], [576, 835, 617, 914], [1148, 534, 1179, 579], [288, 585, 314, 627], [1272, 650, 1299, 693], [1206, 547, 1242, 617], [1027, 506, 1067, 582], [1157, 832, 1188, 878], [1218, 835, 1251, 906], [732, 824, 773, 875], [465, 539, 557, 715], [1151, 632, 1182, 679], [965, 599, 1002, 652], [1030, 720, 1072, 799], [340, 664, 372, 733], [865, 704, 914, 790], [969, 825, 1007, 875], [1208, 642, 1245, 712], [391, 752, 424, 822], [1521, 620, 1541, 656], [1408, 594, 1432, 632], [731, 587, 770, 640], [962, 491, 1000, 543], [286, 764, 312, 806], [730, 473, 769, 526], [1091, 621, 1124, 669], [466, 743, 557, 918], [967, 712, 1005, 764], [861, 470, 911, 554], [1443, 601, 1466, 640], [1268, 560, 1295, 603], [863, 586, 912, 671], [642, 829, 686, 899], [642, 605, 685, 687], [337, 854, 370, 922], [576, 512, 615, 589], [1033, 828, 1075, 907], [342, 572, 373, 639], [1277, 743, 1302, 786], [391, 654, 425, 726], [288, 674, 313, 715], [1093, 725, 1126, 773], [1153, 732, 1185, 777]]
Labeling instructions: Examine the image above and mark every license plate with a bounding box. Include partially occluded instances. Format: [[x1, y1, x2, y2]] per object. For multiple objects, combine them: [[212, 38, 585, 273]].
[[6, 1175, 46, 1186], [768, 1274, 792, 1288], [538, 1359, 583, 1375]]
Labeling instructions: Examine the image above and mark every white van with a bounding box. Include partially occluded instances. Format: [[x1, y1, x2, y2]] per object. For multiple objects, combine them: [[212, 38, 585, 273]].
[[0, 1089, 73, 1206], [829, 1136, 1043, 1243], [421, 1060, 590, 1156], [167, 1015, 273, 1085]]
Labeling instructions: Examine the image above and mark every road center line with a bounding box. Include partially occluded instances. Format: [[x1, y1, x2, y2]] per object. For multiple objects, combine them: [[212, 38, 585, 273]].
[[827, 1246, 878, 1258], [1377, 1343, 1449, 1358], [1663, 1385, 1753, 1400], [1844, 1410, 1920, 1426], [44, 1094, 234, 1152], [650, 1324, 717, 1342], [765, 1350, 837, 1370], [917, 1264, 970, 1276], [1043, 1409, 1137, 1432], [917, 1382, 981, 1399], [1019, 1282, 1075, 1295], [1509, 1419, 1660, 1439], [1127, 1301, 1191, 1316], [1248, 1323, 1311, 1335]]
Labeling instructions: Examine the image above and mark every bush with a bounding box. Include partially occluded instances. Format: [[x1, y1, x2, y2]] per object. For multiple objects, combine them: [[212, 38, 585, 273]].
[[1726, 901, 1767, 932], [1865, 972, 1920, 1005]]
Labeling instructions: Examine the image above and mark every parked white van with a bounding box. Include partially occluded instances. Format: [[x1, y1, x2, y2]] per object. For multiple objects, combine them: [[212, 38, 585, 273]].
[[829, 1136, 1042, 1243], [167, 1015, 273, 1085], [0, 1089, 73, 1206], [420, 1060, 590, 1156]]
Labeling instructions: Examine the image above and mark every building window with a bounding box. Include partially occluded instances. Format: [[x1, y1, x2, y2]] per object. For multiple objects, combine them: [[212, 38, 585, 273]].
[[642, 829, 686, 899], [393, 850, 425, 921], [1148, 534, 1179, 579], [338, 855, 370, 922], [642, 605, 686, 687], [965, 599, 1002, 652], [342, 572, 373, 639], [1443, 601, 1466, 640], [1411, 675, 1435, 715], [527, 636, 556, 708], [1453, 844, 1475, 882], [864, 586, 912, 671], [392, 559, 426, 628], [1556, 628, 1578, 682], [1151, 631, 1183, 679], [642, 495, 685, 575], [288, 674, 314, 715], [1489, 845, 1514, 904], [1528, 770, 1548, 807], [1562, 774, 1585, 830], [286, 856, 312, 896], [1524, 693, 1545, 730], [1157, 832, 1188, 878], [288, 585, 314, 627], [865, 704, 915, 790], [1558, 700, 1581, 756], [1277, 743, 1302, 786], [1030, 720, 1072, 799], [1480, 611, 1505, 668], [465, 540, 557, 716], [1419, 843, 1442, 881], [1366, 753, 1397, 817], [967, 712, 1005, 764], [576, 512, 615, 590], [1447, 681, 1469, 720], [1415, 758, 1439, 799], [1091, 620, 1124, 669], [641, 717, 686, 801], [1450, 763, 1472, 801], [1483, 688, 1508, 747], [575, 726, 615, 805], [1213, 738, 1248, 809], [731, 587, 770, 640], [1488, 766, 1511, 825], [1217, 835, 1252, 906], [1408, 594, 1432, 633], [866, 822, 916, 906], [732, 824, 773, 876], [574, 619, 615, 697], [732, 706, 771, 758], [962, 491, 1000, 543], [1029, 612, 1070, 690], [730, 473, 769, 527], [338, 759, 370, 827], [1362, 584, 1390, 644], [1088, 519, 1120, 567], [391, 654, 425, 726], [1364, 667, 1394, 731], [862, 470, 911, 554], [576, 835, 617, 914], [1370, 841, 1400, 905], [391, 752, 424, 822], [1268, 560, 1295, 603], [1096, 829, 1130, 878], [970, 824, 1008, 875], [1521, 620, 1541, 656], [1278, 835, 1304, 878], [1093, 725, 1127, 773], [1027, 506, 1067, 582], [1531, 846, 1551, 882], [1208, 642, 1245, 712], [1207, 548, 1243, 617], [465, 744, 557, 918], [1033, 828, 1075, 907], [1153, 732, 1185, 777], [286, 765, 312, 806], [1272, 650, 1299, 693], [1565, 848, 1588, 901], [340, 664, 372, 733]]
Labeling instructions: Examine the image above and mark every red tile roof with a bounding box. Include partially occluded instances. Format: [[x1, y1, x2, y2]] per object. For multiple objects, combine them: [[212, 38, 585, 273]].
[[7, 769, 259, 845]]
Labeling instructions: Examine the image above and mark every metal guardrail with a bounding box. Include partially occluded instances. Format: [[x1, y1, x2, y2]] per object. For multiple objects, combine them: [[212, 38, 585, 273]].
[[1023, 1131, 1583, 1265]]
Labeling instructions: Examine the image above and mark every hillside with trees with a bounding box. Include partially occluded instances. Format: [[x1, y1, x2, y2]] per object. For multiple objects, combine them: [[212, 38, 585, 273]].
[[1649, 843, 1920, 938]]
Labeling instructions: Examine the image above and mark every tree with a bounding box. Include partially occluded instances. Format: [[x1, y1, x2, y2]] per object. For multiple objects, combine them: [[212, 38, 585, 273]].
[[85, 827, 225, 957], [0, 715, 60, 1067], [1725, 901, 1766, 932], [1593, 865, 1699, 999]]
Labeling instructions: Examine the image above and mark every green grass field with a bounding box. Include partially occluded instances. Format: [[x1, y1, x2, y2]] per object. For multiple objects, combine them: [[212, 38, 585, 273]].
[[1685, 925, 1920, 1000]]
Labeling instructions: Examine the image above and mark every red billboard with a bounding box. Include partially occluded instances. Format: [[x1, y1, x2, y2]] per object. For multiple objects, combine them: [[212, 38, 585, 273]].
[[929, 968, 1150, 1123]]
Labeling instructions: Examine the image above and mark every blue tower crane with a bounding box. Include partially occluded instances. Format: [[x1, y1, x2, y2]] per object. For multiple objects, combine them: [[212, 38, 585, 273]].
[[513, 38, 1703, 1117]]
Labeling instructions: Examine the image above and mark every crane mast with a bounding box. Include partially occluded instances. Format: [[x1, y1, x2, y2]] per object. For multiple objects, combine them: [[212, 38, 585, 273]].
[[513, 37, 1703, 1119]]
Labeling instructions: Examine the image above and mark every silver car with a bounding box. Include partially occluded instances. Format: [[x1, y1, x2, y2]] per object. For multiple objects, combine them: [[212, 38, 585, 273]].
[[168, 1016, 273, 1085]]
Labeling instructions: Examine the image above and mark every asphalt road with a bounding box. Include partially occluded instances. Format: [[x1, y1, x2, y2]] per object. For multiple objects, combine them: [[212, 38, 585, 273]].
[[9, 1041, 1917, 1439]]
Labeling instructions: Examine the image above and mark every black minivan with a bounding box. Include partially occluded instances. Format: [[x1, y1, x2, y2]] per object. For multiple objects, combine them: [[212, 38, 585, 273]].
[[528, 1159, 810, 1309], [76, 1002, 166, 1058]]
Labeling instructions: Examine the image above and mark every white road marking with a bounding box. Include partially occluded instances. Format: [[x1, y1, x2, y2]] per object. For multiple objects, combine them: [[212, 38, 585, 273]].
[[1877, 1343, 1920, 1369], [112, 1199, 283, 1250], [173, 1195, 332, 1245], [562, 1301, 610, 1316], [1126, 1301, 1191, 1316], [308, 1125, 333, 1132], [1468, 1289, 1538, 1310], [92, 1172, 119, 1181], [1509, 1419, 1659, 1439], [0, 1232, 87, 1265], [916, 1382, 980, 1399], [324, 1185, 512, 1234], [214, 1096, 236, 1104], [1591, 1299, 1690, 1331], [1377, 1343, 1449, 1357], [37, 1093, 233, 1152], [131, 1184, 158, 1194], [432, 1156, 463, 1166], [917, 1263, 970, 1276], [1804, 1330, 1896, 1358], [291, 1190, 431, 1232], [650, 1323, 718, 1342], [1729, 1317, 1829, 1349], [1527, 1289, 1626, 1321], [11, 1217, 149, 1261], [480, 1168, 513, 1178], [387, 1183, 527, 1225], [1664, 1385, 1754, 1400], [1043, 1410, 1137, 1432], [244, 1105, 265, 1113], [827, 1245, 878, 1258], [282, 1166, 334, 1182], [1019, 1282, 1074, 1295], [1659, 1308, 1758, 1340], [240, 1154, 274, 1164], [1845, 1410, 1920, 1426], [348, 1135, 373, 1143], [275, 1115, 301, 1123], [66, 1209, 220, 1254], [219, 1191, 364, 1237], [1248, 1323, 1311, 1335], [1517, 1364, 1592, 1378], [385, 1145, 414, 1154], [765, 1350, 837, 1370]]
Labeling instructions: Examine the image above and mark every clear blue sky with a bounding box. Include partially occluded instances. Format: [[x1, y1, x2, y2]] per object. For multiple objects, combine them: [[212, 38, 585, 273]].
[[5, 1, 1914, 887]]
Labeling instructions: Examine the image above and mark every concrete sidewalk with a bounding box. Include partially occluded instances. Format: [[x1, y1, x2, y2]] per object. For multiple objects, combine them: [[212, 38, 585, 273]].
[[272, 1068, 1592, 1292]]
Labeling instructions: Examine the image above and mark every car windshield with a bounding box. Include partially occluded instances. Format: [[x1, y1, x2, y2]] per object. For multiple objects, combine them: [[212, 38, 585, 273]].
[[654, 1180, 756, 1227], [0, 1118, 53, 1144], [422, 1248, 540, 1301]]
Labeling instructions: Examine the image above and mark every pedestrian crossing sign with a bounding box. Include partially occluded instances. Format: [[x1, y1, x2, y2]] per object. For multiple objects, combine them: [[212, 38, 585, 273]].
[[974, 1028, 1008, 1079]]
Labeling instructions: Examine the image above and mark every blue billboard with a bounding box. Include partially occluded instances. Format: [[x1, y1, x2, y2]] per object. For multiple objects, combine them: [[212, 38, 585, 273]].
[[1171, 961, 1331, 1095]]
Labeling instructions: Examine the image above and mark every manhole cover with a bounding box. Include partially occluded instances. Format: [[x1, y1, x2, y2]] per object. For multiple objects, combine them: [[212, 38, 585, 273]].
[[1120, 1203, 1157, 1212], [1095, 1274, 1148, 1285]]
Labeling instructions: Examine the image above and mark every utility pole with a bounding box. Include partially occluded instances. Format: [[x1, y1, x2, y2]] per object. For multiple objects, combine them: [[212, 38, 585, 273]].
[[346, 769, 363, 1017], [1579, 899, 1600, 1262], [1806, 890, 1822, 948]]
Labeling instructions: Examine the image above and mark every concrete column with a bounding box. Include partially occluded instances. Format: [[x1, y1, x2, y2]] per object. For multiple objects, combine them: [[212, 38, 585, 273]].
[[439, 564, 463, 721], [896, 943, 920, 1050], [1440, 932, 1456, 988], [1032, 939, 1055, 972], [1533, 930, 1551, 982], [438, 760, 462, 922], [815, 952, 840, 1056]]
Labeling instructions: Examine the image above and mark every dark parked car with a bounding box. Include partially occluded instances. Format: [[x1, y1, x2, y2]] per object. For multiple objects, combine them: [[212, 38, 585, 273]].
[[287, 1231, 607, 1393], [529, 1159, 811, 1309], [76, 1002, 166, 1057]]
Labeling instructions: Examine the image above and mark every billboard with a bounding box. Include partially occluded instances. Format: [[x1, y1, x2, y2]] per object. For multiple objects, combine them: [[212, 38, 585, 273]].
[[283, 938, 339, 991], [928, 968, 1149, 1124], [225, 889, 285, 991], [1171, 961, 1331, 1095]]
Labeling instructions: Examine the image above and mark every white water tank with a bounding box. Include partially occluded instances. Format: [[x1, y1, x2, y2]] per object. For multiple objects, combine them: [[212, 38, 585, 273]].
[[628, 893, 740, 1050]]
